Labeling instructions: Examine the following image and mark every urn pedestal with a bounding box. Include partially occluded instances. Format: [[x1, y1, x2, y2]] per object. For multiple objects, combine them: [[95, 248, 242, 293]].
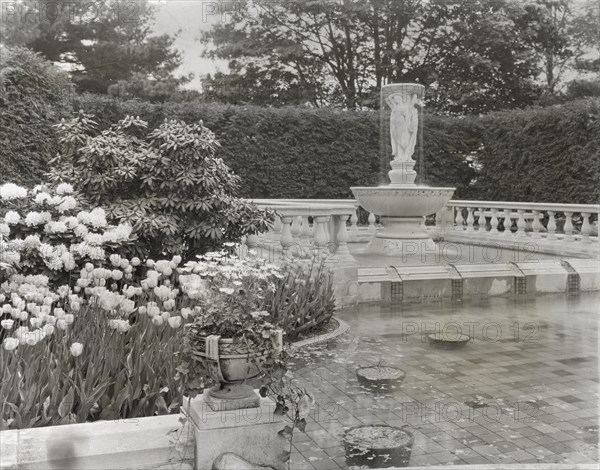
[[184, 393, 287, 470]]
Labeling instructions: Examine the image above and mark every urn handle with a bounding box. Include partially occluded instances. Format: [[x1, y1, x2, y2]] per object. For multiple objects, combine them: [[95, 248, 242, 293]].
[[206, 335, 226, 383]]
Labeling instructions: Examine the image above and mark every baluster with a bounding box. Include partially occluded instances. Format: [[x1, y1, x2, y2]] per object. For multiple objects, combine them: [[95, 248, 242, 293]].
[[516, 210, 527, 238], [246, 233, 260, 249], [291, 215, 301, 240], [312, 215, 330, 258], [503, 210, 513, 236], [546, 211, 557, 240], [531, 211, 543, 238], [490, 208, 499, 235], [592, 218, 598, 237], [454, 207, 464, 231], [368, 212, 376, 232], [349, 208, 359, 234], [335, 214, 352, 260], [279, 216, 294, 258], [580, 212, 592, 244], [272, 215, 282, 241], [563, 211, 574, 242], [466, 207, 475, 232], [477, 207, 486, 232]]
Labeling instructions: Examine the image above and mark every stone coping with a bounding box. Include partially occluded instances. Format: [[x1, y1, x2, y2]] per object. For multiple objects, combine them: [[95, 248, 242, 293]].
[[288, 316, 350, 350], [393, 465, 598, 470]]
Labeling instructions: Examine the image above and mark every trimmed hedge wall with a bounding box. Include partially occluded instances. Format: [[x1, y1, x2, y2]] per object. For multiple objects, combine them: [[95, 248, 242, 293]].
[[471, 99, 600, 204], [0, 47, 73, 187], [72, 94, 478, 199], [5, 85, 597, 205]]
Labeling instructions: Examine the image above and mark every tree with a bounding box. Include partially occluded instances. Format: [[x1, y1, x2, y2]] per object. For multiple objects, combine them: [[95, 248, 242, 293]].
[[108, 73, 200, 103], [1, 0, 183, 94], [512, 0, 599, 95], [200, 0, 549, 113]]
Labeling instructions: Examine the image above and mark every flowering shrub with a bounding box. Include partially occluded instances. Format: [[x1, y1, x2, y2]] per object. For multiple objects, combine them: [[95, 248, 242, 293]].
[[180, 250, 283, 340], [0, 183, 136, 287], [47, 112, 274, 260]]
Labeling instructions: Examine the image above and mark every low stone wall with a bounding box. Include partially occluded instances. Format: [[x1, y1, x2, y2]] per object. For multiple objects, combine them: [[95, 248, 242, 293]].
[[358, 258, 600, 304], [0, 414, 193, 470]]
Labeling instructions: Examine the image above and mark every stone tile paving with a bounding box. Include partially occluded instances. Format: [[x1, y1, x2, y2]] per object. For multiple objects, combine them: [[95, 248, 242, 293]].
[[287, 293, 599, 469]]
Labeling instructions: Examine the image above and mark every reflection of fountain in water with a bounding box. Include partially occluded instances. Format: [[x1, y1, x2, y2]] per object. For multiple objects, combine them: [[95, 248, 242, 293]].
[[353, 83, 455, 256]]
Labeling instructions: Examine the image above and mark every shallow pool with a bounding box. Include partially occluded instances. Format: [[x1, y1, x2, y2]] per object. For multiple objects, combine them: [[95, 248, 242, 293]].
[[288, 293, 599, 469]]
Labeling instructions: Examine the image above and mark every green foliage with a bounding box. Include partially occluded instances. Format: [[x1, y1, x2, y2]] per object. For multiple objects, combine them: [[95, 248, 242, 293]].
[[200, 0, 592, 113], [108, 73, 201, 103], [267, 259, 336, 341], [73, 94, 476, 199], [0, 304, 185, 428], [47, 112, 273, 260], [0, 46, 73, 187], [2, 2, 182, 94], [471, 98, 600, 204], [74, 94, 598, 203]]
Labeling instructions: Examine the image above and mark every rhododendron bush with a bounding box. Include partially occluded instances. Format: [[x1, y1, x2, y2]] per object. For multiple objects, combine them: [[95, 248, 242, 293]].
[[0, 183, 335, 429], [46, 112, 273, 260]]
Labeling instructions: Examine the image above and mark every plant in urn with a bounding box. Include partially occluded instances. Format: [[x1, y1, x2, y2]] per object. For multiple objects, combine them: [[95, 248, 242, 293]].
[[179, 251, 284, 411]]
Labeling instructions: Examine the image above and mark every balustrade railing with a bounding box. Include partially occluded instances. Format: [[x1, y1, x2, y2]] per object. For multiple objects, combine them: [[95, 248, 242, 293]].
[[245, 199, 370, 261], [438, 201, 599, 254], [244, 199, 599, 259]]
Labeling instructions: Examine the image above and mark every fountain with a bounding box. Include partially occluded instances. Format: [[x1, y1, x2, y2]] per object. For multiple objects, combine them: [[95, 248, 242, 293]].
[[351, 83, 455, 255]]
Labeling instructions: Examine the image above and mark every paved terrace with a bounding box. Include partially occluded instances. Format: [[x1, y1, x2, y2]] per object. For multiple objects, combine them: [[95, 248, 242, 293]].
[[286, 293, 599, 469]]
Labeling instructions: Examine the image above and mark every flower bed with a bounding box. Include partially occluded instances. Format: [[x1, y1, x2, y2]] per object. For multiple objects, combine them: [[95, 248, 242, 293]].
[[0, 183, 336, 430]]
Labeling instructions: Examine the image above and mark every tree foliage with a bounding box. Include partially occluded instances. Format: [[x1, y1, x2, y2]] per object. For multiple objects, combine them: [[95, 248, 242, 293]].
[[201, 0, 596, 113], [0, 46, 73, 186], [46, 112, 273, 260], [1, 1, 182, 94]]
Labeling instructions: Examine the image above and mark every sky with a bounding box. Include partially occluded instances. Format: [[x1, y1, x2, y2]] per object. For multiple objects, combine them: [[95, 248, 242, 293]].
[[152, 1, 229, 90]]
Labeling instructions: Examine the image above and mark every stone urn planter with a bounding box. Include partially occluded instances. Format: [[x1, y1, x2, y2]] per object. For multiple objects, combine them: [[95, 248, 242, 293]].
[[343, 424, 413, 468], [190, 331, 283, 411]]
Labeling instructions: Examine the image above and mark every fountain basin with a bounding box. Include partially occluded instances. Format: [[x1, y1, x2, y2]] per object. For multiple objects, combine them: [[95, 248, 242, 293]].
[[351, 186, 455, 255], [351, 186, 455, 217]]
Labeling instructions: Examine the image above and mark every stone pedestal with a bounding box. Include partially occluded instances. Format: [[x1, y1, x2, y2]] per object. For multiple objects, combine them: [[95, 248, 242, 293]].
[[184, 392, 288, 470]]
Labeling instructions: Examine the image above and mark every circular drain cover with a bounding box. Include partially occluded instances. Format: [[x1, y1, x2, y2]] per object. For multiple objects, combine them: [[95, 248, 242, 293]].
[[427, 333, 470, 349], [343, 425, 413, 468], [356, 366, 406, 388]]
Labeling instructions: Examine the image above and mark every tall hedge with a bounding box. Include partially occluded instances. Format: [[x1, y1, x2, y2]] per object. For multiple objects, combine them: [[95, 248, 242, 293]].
[[73, 94, 478, 199], [471, 98, 600, 204], [0, 47, 73, 187]]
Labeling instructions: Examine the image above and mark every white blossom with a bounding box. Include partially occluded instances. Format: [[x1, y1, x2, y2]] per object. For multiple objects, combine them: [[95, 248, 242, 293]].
[[56, 183, 74, 195], [70, 342, 83, 357], [0, 183, 28, 200], [4, 211, 21, 224]]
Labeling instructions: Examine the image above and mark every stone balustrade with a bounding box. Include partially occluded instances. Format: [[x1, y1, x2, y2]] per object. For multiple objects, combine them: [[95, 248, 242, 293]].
[[245, 198, 599, 259], [435, 200, 600, 257], [247, 199, 362, 306], [246, 199, 376, 261]]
